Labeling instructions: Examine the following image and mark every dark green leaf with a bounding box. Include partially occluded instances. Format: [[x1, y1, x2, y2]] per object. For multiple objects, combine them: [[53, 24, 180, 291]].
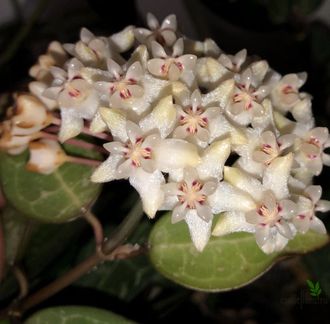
[[0, 217, 85, 302], [25, 306, 136, 324], [0, 150, 100, 223], [292, 0, 323, 16], [1, 206, 34, 265], [149, 213, 329, 292]]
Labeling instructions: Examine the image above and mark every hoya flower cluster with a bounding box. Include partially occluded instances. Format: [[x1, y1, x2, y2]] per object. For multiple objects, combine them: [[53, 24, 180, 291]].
[[1, 13, 329, 254]]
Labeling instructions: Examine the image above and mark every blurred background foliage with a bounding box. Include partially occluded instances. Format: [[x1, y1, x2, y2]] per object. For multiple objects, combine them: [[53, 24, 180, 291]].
[[1, 0, 330, 323]]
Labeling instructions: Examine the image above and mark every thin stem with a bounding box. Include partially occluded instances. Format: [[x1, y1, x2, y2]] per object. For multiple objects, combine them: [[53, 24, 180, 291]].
[[12, 266, 29, 299], [40, 131, 107, 154], [81, 208, 104, 248], [65, 138, 107, 154], [67, 156, 101, 167], [46, 123, 112, 142], [39, 131, 57, 141], [16, 200, 144, 314], [81, 127, 112, 141]]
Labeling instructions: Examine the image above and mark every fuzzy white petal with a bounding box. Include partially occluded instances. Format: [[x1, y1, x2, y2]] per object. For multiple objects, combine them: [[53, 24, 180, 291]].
[[212, 211, 255, 236], [263, 153, 293, 200], [99, 107, 128, 142], [197, 138, 231, 180], [58, 111, 84, 143], [139, 95, 176, 138], [154, 139, 200, 172], [129, 168, 165, 218], [208, 181, 256, 213], [185, 209, 212, 252], [224, 166, 263, 200], [91, 155, 123, 183]]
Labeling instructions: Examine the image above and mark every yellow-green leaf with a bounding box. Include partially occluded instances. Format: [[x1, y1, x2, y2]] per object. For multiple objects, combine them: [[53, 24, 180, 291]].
[[25, 306, 136, 324], [149, 213, 329, 291]]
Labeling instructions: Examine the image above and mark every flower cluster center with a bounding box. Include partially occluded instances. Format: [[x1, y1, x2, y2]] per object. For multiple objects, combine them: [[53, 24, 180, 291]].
[[179, 106, 208, 134], [177, 180, 206, 209], [123, 137, 152, 167]]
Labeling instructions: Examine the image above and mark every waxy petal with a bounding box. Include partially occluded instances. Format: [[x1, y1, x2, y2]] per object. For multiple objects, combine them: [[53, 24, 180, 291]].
[[310, 217, 327, 234], [208, 181, 256, 213], [110, 26, 135, 52], [126, 61, 143, 80], [263, 153, 293, 200], [139, 95, 176, 138], [305, 185, 322, 204], [151, 41, 167, 58], [91, 155, 123, 183], [185, 209, 212, 252], [154, 139, 200, 172], [224, 166, 263, 200], [172, 203, 188, 223], [212, 211, 255, 236], [58, 110, 84, 143], [197, 138, 231, 180], [126, 120, 143, 143], [172, 38, 184, 57], [99, 107, 128, 142], [161, 14, 177, 30], [147, 12, 159, 30], [202, 79, 235, 108], [129, 168, 165, 218]]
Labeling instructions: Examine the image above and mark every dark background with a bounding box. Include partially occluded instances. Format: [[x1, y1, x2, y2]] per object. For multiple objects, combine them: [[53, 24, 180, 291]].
[[1, 0, 330, 323]]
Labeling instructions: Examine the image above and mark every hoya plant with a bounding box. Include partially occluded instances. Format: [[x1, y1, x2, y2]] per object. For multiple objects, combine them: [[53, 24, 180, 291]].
[[0, 12, 329, 323]]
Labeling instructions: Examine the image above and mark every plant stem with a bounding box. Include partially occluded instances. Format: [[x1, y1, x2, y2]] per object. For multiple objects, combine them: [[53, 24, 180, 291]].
[[67, 156, 102, 167], [16, 200, 144, 314], [40, 131, 107, 154], [12, 266, 29, 299], [81, 208, 104, 248]]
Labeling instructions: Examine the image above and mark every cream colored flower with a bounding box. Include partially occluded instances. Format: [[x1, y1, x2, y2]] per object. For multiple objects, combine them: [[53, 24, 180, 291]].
[[147, 38, 197, 85], [135, 13, 177, 47]]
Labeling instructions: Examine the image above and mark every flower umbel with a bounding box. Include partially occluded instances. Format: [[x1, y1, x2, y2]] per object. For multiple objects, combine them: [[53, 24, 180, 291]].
[[1, 12, 329, 255]]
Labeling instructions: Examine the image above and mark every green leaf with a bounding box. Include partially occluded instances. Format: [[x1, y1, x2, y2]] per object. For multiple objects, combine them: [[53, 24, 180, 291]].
[[149, 213, 329, 292], [0, 150, 100, 223], [25, 306, 136, 324], [306, 279, 315, 289]]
